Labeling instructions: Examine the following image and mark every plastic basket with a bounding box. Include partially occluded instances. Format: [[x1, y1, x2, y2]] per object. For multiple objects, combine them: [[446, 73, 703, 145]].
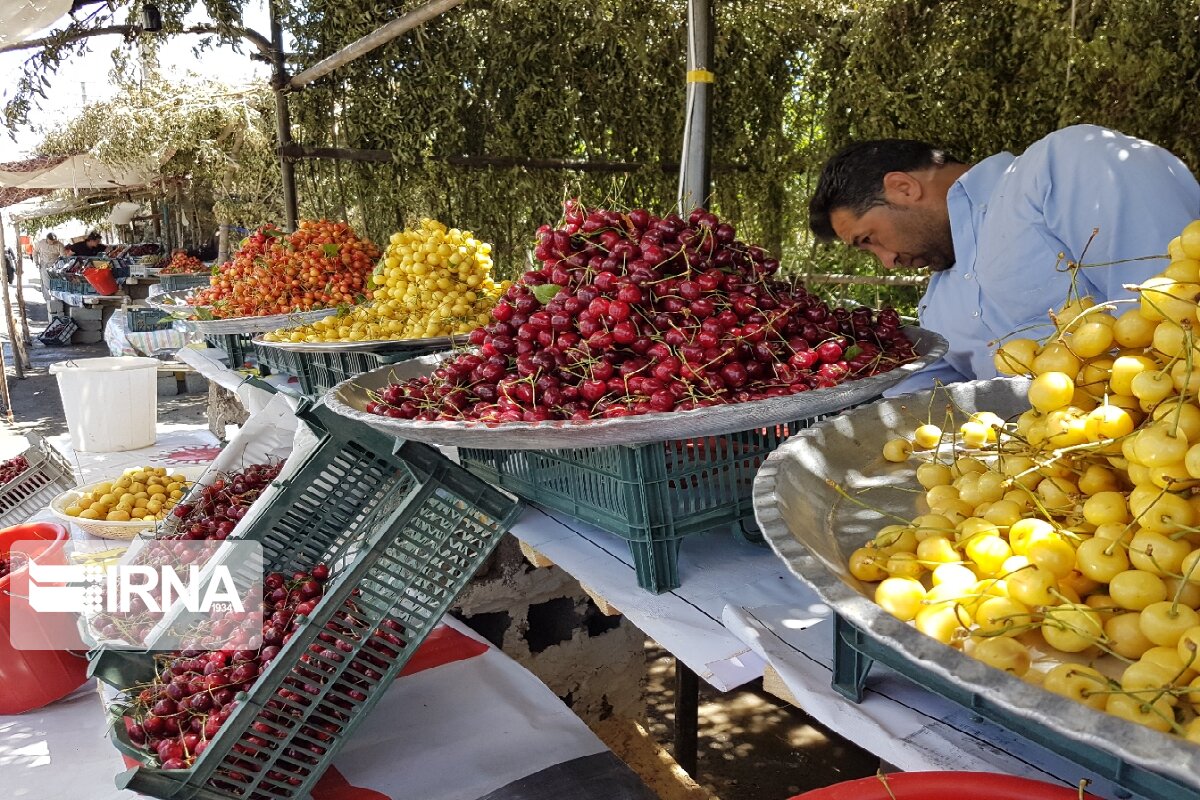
[[0, 433, 77, 528], [251, 346, 441, 398], [251, 343, 314, 388], [204, 334, 258, 370], [460, 415, 833, 593], [159, 273, 212, 293], [90, 403, 522, 800], [127, 307, 175, 333]]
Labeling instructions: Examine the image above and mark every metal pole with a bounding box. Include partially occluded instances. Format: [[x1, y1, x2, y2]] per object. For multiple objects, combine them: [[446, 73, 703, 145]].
[[0, 218, 26, 379], [13, 222, 31, 348], [269, 3, 299, 231], [677, 0, 713, 214], [287, 0, 464, 91], [673, 657, 699, 777]]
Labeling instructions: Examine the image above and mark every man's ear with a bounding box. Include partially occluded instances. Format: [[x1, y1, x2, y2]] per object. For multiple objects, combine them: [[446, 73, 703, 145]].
[[881, 171, 923, 205]]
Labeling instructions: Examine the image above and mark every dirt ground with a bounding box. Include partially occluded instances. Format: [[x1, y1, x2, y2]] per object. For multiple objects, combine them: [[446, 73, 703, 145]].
[[0, 273, 878, 799]]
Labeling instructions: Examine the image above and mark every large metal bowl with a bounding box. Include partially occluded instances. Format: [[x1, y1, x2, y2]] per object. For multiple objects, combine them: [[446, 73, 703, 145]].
[[322, 327, 948, 449], [752, 377, 1200, 794]]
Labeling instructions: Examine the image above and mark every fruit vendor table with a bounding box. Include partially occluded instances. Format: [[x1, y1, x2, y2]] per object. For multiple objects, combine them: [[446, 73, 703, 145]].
[[0, 619, 655, 800], [509, 511, 1143, 800]]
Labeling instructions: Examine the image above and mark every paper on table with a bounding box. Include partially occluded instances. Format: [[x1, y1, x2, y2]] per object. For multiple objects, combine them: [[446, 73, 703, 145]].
[[508, 505, 808, 690], [724, 603, 1142, 800]]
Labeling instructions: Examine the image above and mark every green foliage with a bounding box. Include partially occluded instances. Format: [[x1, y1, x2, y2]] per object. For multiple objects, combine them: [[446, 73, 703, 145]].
[[280, 0, 813, 282], [36, 75, 280, 229]]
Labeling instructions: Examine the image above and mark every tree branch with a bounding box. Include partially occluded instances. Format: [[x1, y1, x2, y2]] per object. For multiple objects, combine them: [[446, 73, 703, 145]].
[[0, 23, 272, 58]]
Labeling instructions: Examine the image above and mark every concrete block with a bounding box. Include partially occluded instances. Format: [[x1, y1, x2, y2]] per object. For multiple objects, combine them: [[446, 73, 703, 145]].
[[68, 306, 103, 322], [70, 329, 104, 344], [157, 375, 180, 396], [184, 372, 208, 393], [73, 319, 103, 332]]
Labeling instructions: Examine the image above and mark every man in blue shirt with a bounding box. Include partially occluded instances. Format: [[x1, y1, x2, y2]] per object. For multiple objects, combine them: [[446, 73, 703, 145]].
[[808, 125, 1200, 393]]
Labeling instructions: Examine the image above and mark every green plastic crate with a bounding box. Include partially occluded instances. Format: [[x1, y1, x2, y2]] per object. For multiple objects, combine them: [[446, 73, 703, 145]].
[[127, 307, 175, 332], [204, 333, 258, 370], [460, 417, 828, 593], [251, 343, 313, 388], [90, 403, 522, 800], [250, 346, 442, 398], [159, 273, 212, 293]]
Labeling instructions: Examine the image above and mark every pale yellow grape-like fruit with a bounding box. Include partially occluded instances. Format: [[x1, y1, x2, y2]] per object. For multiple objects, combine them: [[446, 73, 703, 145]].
[[1113, 307, 1158, 348], [1027, 372, 1074, 413], [1067, 321, 1115, 358], [1180, 219, 1200, 260], [881, 438, 912, 462], [912, 424, 943, 450], [971, 636, 1031, 676], [993, 338, 1038, 376], [1031, 342, 1081, 377], [875, 577, 926, 621]]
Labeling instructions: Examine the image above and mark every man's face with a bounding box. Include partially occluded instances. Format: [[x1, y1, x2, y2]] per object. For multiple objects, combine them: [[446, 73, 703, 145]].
[[829, 202, 955, 271]]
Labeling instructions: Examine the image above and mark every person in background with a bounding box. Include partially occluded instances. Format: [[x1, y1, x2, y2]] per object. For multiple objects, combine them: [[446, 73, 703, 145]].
[[808, 124, 1200, 394], [33, 231, 64, 281], [64, 231, 105, 257]]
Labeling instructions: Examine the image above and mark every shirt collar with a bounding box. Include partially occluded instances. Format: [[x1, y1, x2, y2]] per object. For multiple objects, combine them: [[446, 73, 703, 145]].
[[945, 152, 1015, 273]]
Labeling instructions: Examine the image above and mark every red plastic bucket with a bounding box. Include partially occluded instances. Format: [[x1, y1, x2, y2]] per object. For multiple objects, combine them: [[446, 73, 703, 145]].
[[0, 521, 88, 714], [790, 772, 1098, 799], [83, 265, 119, 295]]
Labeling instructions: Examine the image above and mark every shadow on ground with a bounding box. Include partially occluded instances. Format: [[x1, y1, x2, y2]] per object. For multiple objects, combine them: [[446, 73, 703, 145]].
[[643, 643, 879, 799]]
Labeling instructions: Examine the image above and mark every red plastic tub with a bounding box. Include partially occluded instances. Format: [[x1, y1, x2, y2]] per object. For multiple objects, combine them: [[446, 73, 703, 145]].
[[83, 265, 119, 295], [791, 772, 1098, 799], [0, 521, 88, 714]]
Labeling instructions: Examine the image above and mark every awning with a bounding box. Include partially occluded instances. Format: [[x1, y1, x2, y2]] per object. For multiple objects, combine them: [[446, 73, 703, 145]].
[[0, 153, 155, 194], [0, 0, 71, 47]]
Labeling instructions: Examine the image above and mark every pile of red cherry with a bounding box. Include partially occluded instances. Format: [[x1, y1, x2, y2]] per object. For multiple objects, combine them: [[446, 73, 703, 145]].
[[0, 455, 29, 485], [367, 203, 916, 422], [122, 563, 409, 793], [125, 565, 331, 778], [165, 462, 284, 541]]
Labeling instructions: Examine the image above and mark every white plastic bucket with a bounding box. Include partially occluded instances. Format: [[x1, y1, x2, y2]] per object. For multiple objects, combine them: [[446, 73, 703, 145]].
[[49, 357, 159, 452]]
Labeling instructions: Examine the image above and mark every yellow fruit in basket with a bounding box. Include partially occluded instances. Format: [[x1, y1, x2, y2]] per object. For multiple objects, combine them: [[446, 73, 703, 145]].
[[64, 504, 82, 516], [79, 508, 100, 520], [146, 500, 163, 514], [1113, 307, 1158, 348], [1180, 220, 1200, 259], [1027, 372, 1074, 413], [171, 474, 186, 483], [993, 338, 1037, 376], [106, 510, 131, 522]]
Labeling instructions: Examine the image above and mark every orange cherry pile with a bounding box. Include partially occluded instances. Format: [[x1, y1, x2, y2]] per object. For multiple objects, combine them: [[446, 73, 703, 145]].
[[190, 221, 380, 319]]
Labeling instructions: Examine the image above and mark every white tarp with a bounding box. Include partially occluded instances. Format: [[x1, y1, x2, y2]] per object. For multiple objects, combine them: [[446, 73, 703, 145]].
[[0, 154, 155, 193], [0, 0, 72, 47]]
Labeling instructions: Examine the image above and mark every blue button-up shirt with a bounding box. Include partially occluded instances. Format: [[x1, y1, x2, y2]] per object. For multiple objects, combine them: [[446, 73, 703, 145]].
[[892, 124, 1200, 394]]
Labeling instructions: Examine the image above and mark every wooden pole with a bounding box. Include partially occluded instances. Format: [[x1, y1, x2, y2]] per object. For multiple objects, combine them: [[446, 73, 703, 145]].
[[12, 222, 31, 347], [269, 3, 299, 231], [287, 0, 465, 91], [0, 217, 26, 379], [0, 324, 13, 423]]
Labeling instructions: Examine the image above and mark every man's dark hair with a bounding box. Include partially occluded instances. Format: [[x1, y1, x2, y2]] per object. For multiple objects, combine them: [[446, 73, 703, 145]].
[[808, 140, 962, 242], [86, 231, 101, 241]]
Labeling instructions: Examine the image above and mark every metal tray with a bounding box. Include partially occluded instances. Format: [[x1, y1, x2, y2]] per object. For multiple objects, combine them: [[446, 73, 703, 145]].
[[252, 333, 465, 354], [752, 377, 1200, 798], [146, 289, 339, 334], [322, 327, 947, 449]]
